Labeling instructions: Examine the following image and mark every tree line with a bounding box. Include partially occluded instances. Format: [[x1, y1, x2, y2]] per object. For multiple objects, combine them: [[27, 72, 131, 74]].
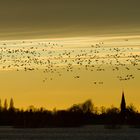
[[0, 97, 140, 128]]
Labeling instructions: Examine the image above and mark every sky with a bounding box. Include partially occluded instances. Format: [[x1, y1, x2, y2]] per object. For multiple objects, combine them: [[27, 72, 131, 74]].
[[0, 0, 140, 39], [0, 0, 140, 110]]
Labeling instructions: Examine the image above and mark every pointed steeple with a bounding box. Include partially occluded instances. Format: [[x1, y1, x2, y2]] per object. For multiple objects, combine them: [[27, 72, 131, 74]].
[[121, 91, 126, 113]]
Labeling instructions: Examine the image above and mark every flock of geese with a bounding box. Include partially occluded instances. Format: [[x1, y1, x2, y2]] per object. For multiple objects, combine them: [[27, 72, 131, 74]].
[[0, 39, 140, 85]]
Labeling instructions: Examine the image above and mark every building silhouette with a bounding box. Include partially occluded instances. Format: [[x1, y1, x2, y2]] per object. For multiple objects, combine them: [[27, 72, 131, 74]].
[[121, 91, 126, 113], [120, 91, 127, 124]]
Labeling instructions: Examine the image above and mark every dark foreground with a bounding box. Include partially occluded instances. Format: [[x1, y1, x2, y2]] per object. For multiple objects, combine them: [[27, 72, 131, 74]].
[[0, 125, 140, 140]]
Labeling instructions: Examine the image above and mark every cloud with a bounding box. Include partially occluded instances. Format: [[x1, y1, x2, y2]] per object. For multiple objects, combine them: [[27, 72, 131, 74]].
[[0, 0, 140, 39]]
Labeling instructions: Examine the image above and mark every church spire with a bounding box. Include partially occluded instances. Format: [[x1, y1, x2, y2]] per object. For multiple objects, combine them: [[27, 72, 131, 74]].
[[121, 91, 126, 113]]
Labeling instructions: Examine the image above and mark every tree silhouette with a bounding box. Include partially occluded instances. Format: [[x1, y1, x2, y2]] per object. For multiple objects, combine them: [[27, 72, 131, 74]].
[[0, 99, 2, 111], [4, 99, 8, 111], [81, 100, 93, 113], [0, 95, 139, 128], [9, 98, 14, 111]]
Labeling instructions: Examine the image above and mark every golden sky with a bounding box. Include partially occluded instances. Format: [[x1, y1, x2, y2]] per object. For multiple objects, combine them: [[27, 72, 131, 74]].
[[0, 0, 140, 110], [0, 36, 140, 110]]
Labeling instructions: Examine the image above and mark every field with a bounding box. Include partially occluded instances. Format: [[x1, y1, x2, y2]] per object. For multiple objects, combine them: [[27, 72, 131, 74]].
[[0, 125, 140, 140]]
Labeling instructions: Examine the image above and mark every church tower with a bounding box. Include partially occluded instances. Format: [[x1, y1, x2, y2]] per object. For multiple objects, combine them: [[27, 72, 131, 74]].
[[120, 91, 126, 113]]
